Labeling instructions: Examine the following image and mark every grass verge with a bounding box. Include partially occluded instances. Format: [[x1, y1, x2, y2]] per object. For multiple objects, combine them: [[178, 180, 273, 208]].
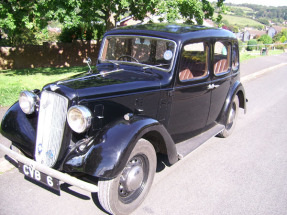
[[0, 66, 89, 107], [240, 49, 285, 62]]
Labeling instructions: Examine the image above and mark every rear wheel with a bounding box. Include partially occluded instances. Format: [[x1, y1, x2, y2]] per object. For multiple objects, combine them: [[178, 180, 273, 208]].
[[98, 139, 156, 215], [219, 95, 239, 138]]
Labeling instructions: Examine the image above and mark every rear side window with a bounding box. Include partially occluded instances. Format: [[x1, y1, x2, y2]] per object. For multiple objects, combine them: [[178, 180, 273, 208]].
[[214, 41, 231, 75], [179, 42, 208, 81], [232, 44, 239, 70]]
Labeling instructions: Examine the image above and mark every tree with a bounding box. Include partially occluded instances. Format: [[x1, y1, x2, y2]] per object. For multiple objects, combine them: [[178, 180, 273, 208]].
[[273, 29, 287, 43], [157, 0, 225, 25], [1, 0, 226, 45], [258, 34, 272, 45], [0, 0, 52, 45]]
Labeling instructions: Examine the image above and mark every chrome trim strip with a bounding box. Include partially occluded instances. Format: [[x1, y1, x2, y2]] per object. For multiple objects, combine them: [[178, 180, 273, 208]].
[[0, 143, 99, 193]]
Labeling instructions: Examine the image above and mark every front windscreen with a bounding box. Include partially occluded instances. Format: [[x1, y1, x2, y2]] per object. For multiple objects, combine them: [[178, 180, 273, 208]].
[[99, 36, 176, 72]]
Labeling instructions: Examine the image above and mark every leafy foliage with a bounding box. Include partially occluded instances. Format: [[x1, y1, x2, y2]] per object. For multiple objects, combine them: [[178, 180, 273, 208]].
[[157, 0, 225, 25], [247, 39, 257, 51], [0, 0, 52, 45], [280, 35, 287, 43], [258, 34, 273, 45], [1, 0, 225, 46], [273, 29, 287, 43]]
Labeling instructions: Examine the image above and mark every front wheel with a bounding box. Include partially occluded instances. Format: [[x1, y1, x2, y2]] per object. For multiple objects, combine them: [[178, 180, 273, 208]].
[[218, 95, 239, 138], [98, 139, 156, 215]]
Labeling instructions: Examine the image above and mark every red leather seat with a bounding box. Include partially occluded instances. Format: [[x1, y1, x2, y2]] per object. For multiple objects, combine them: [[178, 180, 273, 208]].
[[214, 59, 228, 74]]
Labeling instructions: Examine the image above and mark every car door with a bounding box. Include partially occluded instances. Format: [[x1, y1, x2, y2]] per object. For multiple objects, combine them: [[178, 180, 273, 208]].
[[206, 40, 232, 126], [167, 41, 211, 143]]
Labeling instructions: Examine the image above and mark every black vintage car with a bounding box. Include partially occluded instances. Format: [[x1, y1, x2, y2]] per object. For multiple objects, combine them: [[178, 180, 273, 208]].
[[0, 24, 246, 215]]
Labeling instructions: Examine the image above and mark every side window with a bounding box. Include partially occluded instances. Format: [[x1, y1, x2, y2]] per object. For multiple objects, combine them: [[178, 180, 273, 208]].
[[232, 43, 239, 70], [179, 42, 208, 81], [214, 41, 231, 75]]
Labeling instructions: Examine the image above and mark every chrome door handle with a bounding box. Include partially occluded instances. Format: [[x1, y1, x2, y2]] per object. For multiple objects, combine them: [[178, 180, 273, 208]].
[[207, 84, 220, 90], [207, 84, 214, 90]]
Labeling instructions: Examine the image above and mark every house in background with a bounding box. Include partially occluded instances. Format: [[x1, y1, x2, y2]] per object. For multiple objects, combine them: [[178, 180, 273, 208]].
[[267, 27, 276, 38], [235, 31, 250, 42], [248, 29, 266, 40], [243, 31, 250, 42]]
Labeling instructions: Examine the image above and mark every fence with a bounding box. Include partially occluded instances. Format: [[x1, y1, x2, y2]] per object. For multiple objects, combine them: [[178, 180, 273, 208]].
[[0, 41, 100, 70], [240, 43, 287, 51]]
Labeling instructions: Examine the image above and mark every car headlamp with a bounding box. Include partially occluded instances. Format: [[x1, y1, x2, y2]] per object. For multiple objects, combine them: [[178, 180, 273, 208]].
[[67, 105, 92, 133], [19, 91, 39, 114]]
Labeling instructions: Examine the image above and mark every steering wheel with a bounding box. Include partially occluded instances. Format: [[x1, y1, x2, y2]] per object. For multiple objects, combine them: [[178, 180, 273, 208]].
[[118, 55, 139, 63]]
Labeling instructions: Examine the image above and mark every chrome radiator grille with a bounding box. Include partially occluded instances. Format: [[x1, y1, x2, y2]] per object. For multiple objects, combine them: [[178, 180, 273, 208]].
[[35, 91, 68, 167]]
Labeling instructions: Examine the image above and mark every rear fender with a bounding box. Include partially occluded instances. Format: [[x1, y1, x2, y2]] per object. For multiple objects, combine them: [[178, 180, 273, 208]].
[[217, 81, 247, 125], [63, 115, 178, 179]]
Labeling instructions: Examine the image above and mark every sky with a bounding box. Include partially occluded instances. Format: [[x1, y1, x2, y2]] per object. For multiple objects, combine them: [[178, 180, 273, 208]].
[[222, 0, 287, 7]]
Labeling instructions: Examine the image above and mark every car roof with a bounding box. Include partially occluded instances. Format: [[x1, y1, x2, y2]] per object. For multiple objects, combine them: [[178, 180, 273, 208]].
[[104, 23, 237, 43]]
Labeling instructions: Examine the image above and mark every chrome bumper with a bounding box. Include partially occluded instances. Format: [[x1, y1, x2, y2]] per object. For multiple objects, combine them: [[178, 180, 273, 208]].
[[0, 143, 99, 193]]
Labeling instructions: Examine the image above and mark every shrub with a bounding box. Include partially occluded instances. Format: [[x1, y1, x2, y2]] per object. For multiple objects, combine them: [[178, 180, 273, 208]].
[[247, 39, 257, 51], [280, 35, 286, 43], [274, 41, 285, 50], [258, 34, 272, 45]]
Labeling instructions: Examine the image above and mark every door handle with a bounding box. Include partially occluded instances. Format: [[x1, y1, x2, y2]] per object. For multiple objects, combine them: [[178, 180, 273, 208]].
[[207, 84, 214, 90], [207, 84, 220, 90]]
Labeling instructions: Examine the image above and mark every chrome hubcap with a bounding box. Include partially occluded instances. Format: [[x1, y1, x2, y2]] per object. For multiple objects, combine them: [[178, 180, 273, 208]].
[[228, 106, 235, 124], [125, 165, 144, 192], [226, 101, 236, 130], [118, 155, 148, 204]]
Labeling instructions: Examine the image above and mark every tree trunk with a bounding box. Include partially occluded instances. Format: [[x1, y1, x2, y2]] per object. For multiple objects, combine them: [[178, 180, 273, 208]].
[[106, 12, 115, 31]]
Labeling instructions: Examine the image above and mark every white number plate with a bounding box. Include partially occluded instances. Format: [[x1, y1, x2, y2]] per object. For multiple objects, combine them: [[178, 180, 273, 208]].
[[18, 162, 60, 191]]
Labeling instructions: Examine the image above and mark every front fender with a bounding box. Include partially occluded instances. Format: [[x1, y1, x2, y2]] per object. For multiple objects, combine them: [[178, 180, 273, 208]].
[[0, 102, 37, 158], [217, 81, 247, 125], [63, 115, 177, 179]]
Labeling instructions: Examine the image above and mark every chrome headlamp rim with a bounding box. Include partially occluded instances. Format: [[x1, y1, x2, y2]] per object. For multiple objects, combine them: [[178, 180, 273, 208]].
[[19, 91, 39, 115], [67, 105, 92, 133]]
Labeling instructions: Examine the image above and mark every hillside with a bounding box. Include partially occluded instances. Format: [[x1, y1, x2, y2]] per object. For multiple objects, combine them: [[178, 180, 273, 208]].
[[225, 3, 287, 27], [220, 14, 264, 30]]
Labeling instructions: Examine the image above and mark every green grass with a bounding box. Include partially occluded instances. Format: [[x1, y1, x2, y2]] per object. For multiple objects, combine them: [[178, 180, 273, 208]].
[[221, 14, 264, 28], [240, 49, 285, 62], [0, 66, 89, 107]]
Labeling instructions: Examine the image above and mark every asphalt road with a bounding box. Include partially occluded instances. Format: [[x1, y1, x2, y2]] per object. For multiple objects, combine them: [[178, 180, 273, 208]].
[[1, 61, 287, 214]]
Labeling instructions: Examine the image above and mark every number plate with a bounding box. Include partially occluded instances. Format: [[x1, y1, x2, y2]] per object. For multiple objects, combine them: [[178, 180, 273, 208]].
[[18, 162, 60, 191]]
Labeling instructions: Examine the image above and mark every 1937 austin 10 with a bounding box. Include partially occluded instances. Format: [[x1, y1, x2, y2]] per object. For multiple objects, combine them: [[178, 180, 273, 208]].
[[0, 24, 246, 215]]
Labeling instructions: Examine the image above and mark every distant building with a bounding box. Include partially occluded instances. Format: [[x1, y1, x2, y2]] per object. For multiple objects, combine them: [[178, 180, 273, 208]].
[[243, 31, 250, 42], [248, 30, 266, 39], [235, 31, 250, 42], [235, 32, 243, 41], [267, 27, 276, 38]]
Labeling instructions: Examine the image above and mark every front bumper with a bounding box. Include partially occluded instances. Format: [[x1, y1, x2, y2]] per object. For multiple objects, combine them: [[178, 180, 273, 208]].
[[0, 143, 99, 193]]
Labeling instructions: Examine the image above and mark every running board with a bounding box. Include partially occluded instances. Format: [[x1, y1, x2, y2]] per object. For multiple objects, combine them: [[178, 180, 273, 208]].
[[176, 124, 225, 159]]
